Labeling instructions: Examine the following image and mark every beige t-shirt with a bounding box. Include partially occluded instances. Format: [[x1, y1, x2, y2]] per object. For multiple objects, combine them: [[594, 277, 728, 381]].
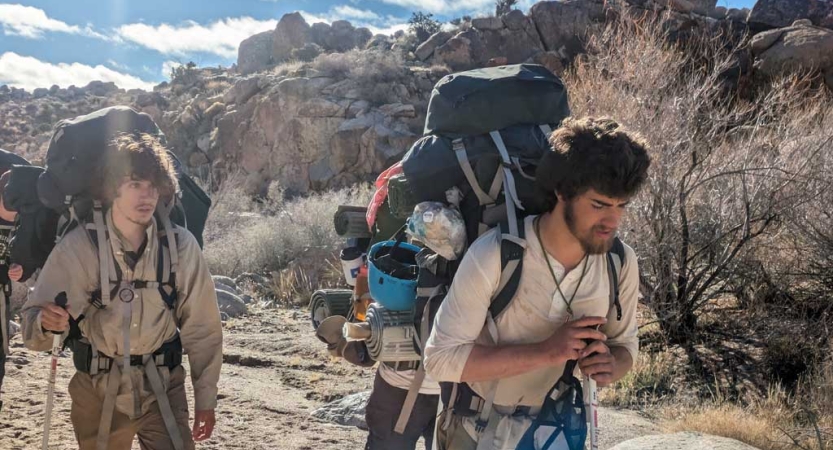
[[423, 215, 639, 447]]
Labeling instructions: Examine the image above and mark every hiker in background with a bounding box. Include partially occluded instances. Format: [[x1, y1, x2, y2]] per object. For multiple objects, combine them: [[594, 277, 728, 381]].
[[316, 307, 440, 449], [424, 117, 651, 449], [0, 148, 31, 412], [20, 133, 222, 449]]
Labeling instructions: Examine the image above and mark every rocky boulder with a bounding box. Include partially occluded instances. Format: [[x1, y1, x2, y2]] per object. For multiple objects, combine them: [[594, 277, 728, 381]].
[[433, 11, 544, 70], [750, 21, 833, 88], [272, 12, 310, 63], [238, 30, 274, 75], [415, 31, 453, 61], [310, 20, 372, 52], [311, 391, 369, 429], [530, 0, 606, 59], [611, 432, 762, 450], [749, 0, 833, 30]]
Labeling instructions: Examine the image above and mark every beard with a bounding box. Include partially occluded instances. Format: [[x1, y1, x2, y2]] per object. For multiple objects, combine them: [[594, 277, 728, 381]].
[[564, 200, 615, 254]]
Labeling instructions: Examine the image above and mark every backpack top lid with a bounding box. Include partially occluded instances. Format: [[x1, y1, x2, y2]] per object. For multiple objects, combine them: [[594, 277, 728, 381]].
[[38, 106, 163, 210], [423, 64, 569, 138]]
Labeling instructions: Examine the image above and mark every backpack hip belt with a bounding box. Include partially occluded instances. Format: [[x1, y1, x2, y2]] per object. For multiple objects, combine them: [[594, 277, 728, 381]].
[[71, 336, 183, 375]]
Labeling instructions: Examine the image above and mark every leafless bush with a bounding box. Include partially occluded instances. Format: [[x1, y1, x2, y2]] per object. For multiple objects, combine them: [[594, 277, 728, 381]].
[[203, 176, 373, 276], [565, 16, 833, 343]]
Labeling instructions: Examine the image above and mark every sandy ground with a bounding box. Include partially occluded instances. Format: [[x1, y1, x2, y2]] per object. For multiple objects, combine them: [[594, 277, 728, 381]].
[[0, 305, 658, 450]]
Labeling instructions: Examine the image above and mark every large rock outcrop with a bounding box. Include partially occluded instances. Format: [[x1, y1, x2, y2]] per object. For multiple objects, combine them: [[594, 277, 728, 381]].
[[272, 12, 311, 63], [748, 0, 833, 30], [751, 20, 833, 88], [238, 30, 274, 75], [432, 10, 545, 70]]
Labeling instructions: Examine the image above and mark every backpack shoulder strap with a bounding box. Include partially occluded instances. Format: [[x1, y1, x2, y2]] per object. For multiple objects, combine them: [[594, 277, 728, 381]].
[[488, 218, 527, 320], [606, 237, 626, 321], [155, 219, 179, 310]]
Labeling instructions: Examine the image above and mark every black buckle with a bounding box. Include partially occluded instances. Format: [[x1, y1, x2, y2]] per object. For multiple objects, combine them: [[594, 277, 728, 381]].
[[475, 418, 489, 433]]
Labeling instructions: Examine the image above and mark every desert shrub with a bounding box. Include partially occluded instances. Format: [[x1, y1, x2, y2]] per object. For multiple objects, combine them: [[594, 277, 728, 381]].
[[566, 15, 833, 343], [203, 176, 373, 276]]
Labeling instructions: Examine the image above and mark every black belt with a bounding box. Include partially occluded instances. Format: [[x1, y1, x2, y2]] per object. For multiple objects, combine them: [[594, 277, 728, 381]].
[[71, 337, 182, 374]]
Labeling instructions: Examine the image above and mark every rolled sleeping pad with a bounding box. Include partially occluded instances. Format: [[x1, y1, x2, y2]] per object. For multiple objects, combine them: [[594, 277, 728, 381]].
[[308, 289, 353, 330], [364, 303, 420, 363], [334, 205, 372, 238]]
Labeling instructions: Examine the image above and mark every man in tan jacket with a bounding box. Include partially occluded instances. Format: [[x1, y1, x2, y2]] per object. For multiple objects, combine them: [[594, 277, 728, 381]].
[[20, 133, 222, 450], [424, 117, 651, 450]]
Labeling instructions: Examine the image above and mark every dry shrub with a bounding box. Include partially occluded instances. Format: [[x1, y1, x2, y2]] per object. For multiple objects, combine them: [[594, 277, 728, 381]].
[[311, 49, 409, 104], [601, 350, 679, 408], [202, 176, 373, 276], [566, 15, 833, 343]]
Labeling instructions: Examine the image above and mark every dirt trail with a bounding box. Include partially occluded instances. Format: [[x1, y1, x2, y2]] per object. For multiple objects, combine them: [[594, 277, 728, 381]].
[[1, 306, 377, 449], [0, 305, 656, 449]]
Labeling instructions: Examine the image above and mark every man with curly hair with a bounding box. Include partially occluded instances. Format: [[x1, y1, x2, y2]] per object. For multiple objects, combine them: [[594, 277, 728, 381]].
[[425, 117, 651, 450], [20, 133, 222, 450]]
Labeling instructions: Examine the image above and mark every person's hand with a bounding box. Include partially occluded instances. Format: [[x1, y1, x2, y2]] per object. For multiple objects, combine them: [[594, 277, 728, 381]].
[[39, 304, 69, 333], [192, 409, 216, 441], [8, 264, 23, 282], [578, 340, 617, 387], [537, 316, 607, 366]]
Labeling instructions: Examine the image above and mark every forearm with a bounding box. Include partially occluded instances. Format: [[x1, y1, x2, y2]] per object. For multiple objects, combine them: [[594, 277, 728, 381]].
[[460, 342, 551, 383], [610, 346, 634, 383]]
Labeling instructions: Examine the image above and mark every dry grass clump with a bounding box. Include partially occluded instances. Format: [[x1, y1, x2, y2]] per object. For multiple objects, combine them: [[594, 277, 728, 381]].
[[203, 175, 373, 277]]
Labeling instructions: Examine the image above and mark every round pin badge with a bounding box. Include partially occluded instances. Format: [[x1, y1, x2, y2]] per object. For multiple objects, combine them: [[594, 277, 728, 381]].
[[118, 287, 135, 303]]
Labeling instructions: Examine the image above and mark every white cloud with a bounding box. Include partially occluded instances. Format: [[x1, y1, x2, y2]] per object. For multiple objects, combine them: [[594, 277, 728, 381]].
[[331, 5, 380, 21], [374, 0, 495, 14], [115, 17, 277, 59], [0, 52, 155, 92], [0, 3, 106, 39]]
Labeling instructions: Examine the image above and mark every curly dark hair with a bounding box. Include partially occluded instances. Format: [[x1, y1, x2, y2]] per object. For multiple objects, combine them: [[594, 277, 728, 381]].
[[100, 133, 178, 204], [536, 116, 651, 210]]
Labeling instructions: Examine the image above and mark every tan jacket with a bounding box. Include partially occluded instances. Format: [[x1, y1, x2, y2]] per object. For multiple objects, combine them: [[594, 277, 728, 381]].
[[21, 211, 222, 413]]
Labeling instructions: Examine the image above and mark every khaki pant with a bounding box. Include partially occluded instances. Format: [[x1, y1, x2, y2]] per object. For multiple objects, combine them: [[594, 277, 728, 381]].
[[68, 365, 195, 450]]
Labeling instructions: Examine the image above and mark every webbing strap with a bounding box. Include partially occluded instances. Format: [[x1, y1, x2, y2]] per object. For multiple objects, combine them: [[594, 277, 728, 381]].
[[394, 299, 433, 434], [489, 131, 524, 237], [454, 139, 494, 206], [488, 168, 504, 202], [495, 258, 520, 300], [96, 363, 122, 450], [539, 124, 553, 136], [121, 289, 133, 416], [144, 356, 185, 450], [606, 252, 623, 321], [92, 205, 111, 309]]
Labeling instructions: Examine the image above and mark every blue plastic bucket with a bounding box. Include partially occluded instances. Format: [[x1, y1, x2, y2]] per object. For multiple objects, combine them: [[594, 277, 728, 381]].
[[367, 240, 420, 311]]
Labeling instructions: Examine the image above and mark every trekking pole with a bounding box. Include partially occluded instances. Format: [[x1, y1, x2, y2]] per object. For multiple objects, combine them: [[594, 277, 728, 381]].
[[42, 292, 67, 450], [584, 326, 601, 450], [585, 372, 599, 450]]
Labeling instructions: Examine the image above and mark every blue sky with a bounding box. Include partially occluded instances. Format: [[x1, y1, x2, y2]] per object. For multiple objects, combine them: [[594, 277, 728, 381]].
[[0, 0, 756, 92]]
